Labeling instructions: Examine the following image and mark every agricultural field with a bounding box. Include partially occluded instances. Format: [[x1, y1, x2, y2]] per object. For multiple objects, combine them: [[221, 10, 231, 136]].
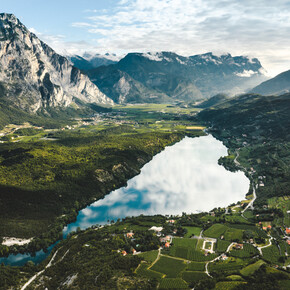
[[184, 226, 202, 238], [150, 256, 187, 278], [262, 244, 284, 264], [168, 238, 217, 261], [215, 281, 246, 290], [136, 263, 164, 279], [187, 261, 206, 271], [229, 243, 259, 258], [240, 260, 266, 276], [159, 278, 188, 289], [216, 240, 231, 253], [182, 271, 207, 284], [138, 250, 159, 263], [209, 257, 246, 272], [203, 224, 228, 238]]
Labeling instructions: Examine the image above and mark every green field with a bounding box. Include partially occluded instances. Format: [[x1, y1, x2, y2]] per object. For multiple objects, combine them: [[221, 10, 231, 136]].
[[209, 258, 246, 272], [187, 262, 206, 271], [184, 226, 202, 238], [159, 278, 188, 289], [136, 263, 164, 279], [240, 260, 266, 276], [215, 281, 246, 290], [204, 224, 228, 238], [262, 245, 282, 264], [224, 228, 243, 242], [216, 240, 231, 253], [168, 238, 217, 261], [138, 250, 159, 263], [171, 238, 198, 249], [151, 256, 186, 278], [230, 243, 259, 258], [182, 271, 207, 283]]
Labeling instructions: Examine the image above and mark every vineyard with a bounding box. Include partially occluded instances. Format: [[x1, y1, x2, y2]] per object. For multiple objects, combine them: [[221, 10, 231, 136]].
[[151, 256, 186, 278], [230, 243, 259, 258], [138, 250, 159, 263], [159, 278, 188, 289], [262, 245, 282, 264], [136, 263, 163, 279], [216, 239, 231, 253], [187, 261, 206, 271], [182, 271, 208, 283], [204, 224, 228, 238]]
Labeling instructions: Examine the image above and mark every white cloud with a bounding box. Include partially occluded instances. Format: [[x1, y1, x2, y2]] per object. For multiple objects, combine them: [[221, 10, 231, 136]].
[[29, 0, 290, 76], [236, 70, 257, 78], [67, 0, 290, 76]]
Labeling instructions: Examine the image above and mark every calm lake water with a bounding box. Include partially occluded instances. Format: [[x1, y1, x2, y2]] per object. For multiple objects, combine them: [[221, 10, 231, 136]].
[[1, 135, 250, 266]]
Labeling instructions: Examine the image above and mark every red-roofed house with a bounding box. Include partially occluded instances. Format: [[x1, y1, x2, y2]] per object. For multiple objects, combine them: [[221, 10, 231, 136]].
[[263, 226, 267, 231], [165, 242, 170, 248], [286, 228, 290, 235], [126, 232, 134, 238], [267, 225, 272, 229], [122, 251, 127, 256]]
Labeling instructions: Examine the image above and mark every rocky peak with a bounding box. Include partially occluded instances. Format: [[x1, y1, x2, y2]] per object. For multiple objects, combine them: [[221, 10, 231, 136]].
[[0, 13, 113, 113]]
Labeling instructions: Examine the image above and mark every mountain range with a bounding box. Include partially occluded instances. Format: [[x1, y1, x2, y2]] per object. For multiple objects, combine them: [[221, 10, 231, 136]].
[[1, 12, 287, 117], [70, 51, 268, 104]]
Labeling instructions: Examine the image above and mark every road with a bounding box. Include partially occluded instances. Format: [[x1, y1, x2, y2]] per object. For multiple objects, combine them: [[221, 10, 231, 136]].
[[21, 248, 60, 290], [234, 150, 257, 215], [257, 236, 273, 255]]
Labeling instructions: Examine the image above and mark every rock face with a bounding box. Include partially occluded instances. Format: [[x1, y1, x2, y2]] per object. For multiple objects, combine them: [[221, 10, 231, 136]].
[[0, 13, 113, 113], [250, 69, 290, 96], [78, 51, 267, 104]]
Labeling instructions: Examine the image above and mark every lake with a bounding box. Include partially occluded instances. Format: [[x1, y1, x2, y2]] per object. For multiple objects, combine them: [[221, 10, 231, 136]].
[[1, 135, 250, 266]]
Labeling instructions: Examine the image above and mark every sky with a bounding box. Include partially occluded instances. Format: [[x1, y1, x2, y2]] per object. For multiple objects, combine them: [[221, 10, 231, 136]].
[[2, 0, 290, 76]]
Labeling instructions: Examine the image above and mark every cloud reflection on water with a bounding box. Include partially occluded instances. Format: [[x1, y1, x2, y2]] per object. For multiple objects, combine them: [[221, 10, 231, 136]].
[[64, 135, 249, 233]]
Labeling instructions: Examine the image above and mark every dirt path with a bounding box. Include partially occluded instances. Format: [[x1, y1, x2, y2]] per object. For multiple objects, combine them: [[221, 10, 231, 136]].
[[21, 249, 60, 290], [148, 247, 162, 269]]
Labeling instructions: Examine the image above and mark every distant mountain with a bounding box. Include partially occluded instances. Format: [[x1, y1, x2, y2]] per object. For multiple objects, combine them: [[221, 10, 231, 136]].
[[195, 94, 230, 108], [250, 69, 290, 95], [0, 13, 113, 114], [86, 66, 169, 104], [68, 53, 119, 70], [86, 51, 267, 104]]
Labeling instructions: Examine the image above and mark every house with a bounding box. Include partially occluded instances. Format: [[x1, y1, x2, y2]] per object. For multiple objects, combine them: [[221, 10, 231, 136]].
[[132, 248, 137, 255], [122, 251, 127, 256], [149, 226, 163, 232], [263, 226, 267, 231], [165, 242, 170, 248], [267, 225, 272, 229], [209, 212, 215, 217], [286, 228, 290, 235], [126, 232, 134, 238], [287, 239, 290, 245], [167, 219, 175, 224], [234, 243, 243, 250], [221, 254, 228, 260]]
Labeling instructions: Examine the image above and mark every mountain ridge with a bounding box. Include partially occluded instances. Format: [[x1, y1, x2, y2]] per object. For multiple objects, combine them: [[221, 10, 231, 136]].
[[250, 69, 290, 95], [71, 51, 268, 104], [0, 13, 113, 114]]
